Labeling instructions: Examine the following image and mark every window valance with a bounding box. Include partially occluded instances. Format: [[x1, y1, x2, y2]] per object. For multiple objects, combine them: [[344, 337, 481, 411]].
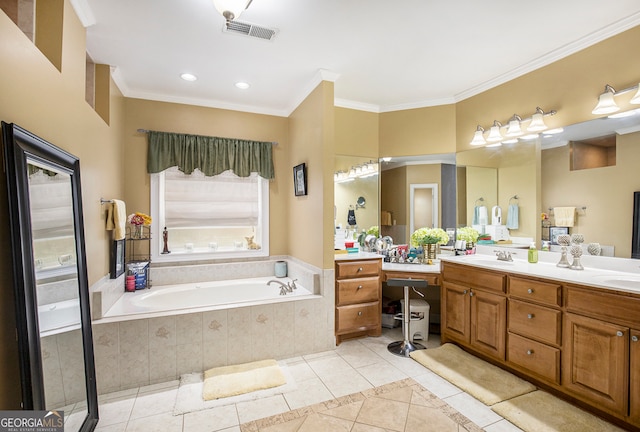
[[146, 130, 275, 179]]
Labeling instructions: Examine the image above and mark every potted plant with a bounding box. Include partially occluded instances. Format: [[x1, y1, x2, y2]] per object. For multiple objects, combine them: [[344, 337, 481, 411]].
[[410, 227, 449, 261], [456, 226, 479, 254]]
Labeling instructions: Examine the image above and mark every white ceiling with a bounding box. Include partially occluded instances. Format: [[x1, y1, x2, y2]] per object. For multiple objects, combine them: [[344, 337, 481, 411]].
[[76, 0, 640, 117]]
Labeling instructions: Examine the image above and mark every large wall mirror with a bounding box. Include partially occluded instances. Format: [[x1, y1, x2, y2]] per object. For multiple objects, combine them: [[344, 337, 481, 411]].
[[2, 123, 98, 432]]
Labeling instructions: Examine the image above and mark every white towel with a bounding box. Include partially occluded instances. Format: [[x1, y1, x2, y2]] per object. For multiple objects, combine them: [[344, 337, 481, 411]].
[[477, 206, 488, 225], [553, 207, 575, 227], [106, 199, 127, 240]]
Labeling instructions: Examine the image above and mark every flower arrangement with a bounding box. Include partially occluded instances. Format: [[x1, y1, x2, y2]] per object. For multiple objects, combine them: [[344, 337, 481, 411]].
[[456, 226, 479, 243], [127, 212, 152, 226], [366, 225, 379, 237], [410, 227, 449, 247]]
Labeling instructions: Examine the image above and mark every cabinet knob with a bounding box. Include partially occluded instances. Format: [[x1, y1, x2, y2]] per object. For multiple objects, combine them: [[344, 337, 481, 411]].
[[358, 311, 362, 316], [632, 336, 639, 342], [527, 313, 534, 319], [469, 291, 474, 297], [357, 267, 363, 272], [527, 350, 534, 355], [463, 290, 468, 294], [616, 331, 624, 337], [357, 285, 363, 290], [527, 288, 534, 294]]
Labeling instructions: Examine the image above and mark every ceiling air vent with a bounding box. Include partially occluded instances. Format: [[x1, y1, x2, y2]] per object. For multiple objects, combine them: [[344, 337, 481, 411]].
[[223, 21, 277, 41]]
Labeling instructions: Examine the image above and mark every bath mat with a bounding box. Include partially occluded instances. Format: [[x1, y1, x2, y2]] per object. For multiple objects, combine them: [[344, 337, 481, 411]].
[[173, 360, 296, 415], [492, 390, 626, 432], [410, 343, 536, 405], [203, 359, 286, 401]]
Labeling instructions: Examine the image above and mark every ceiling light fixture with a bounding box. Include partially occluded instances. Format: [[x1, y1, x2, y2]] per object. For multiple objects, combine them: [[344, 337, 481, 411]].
[[235, 81, 250, 89], [213, 0, 253, 24], [180, 73, 198, 82], [469, 107, 557, 147], [592, 82, 640, 115]]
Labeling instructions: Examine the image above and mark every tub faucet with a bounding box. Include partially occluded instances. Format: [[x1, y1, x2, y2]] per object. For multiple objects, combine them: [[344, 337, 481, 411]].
[[268, 279, 289, 295]]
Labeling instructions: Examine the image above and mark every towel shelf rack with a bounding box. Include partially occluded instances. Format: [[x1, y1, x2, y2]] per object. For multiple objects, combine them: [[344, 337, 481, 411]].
[[548, 206, 587, 212], [100, 198, 114, 205]]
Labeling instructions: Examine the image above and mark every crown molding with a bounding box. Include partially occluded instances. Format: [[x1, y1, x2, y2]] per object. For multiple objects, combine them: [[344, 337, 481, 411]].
[[69, 0, 96, 27], [334, 99, 381, 113], [284, 69, 340, 116]]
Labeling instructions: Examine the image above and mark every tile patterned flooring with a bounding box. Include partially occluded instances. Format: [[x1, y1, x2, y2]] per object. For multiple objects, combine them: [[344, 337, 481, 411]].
[[94, 328, 524, 432]]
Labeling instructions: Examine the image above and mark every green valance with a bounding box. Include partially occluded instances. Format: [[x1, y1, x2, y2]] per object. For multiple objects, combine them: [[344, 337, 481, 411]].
[[147, 131, 275, 179]]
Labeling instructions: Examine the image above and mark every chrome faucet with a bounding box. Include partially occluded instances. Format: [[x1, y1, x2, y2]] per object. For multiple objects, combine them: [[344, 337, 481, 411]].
[[494, 250, 515, 262]]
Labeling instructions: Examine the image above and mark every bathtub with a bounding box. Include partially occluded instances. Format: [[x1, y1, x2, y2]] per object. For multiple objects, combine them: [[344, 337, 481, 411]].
[[38, 298, 81, 336], [102, 276, 317, 321]]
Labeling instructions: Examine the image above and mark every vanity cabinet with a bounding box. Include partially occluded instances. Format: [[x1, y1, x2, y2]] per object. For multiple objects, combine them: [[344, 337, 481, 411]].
[[335, 258, 382, 345], [441, 262, 506, 360], [507, 277, 562, 384]]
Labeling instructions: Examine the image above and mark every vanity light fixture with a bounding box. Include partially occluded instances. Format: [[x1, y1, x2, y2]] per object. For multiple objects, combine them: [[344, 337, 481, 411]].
[[505, 114, 523, 137], [592, 82, 640, 115], [335, 161, 379, 183], [213, 0, 253, 23], [470, 126, 487, 146], [527, 107, 549, 132], [486, 121, 504, 142]]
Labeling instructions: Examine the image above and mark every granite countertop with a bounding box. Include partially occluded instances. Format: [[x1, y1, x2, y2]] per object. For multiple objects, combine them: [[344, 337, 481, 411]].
[[440, 245, 640, 295]]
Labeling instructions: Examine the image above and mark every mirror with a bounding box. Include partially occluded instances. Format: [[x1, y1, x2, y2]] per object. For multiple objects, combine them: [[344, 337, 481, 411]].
[[2, 123, 98, 432], [380, 155, 456, 244], [540, 110, 640, 257], [334, 155, 379, 248]]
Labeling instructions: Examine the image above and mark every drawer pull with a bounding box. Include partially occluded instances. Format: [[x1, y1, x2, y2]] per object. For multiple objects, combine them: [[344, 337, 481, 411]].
[[616, 331, 624, 337], [527, 313, 534, 319], [463, 290, 468, 294], [527, 288, 534, 294], [358, 311, 362, 316], [632, 336, 639, 342], [357, 267, 363, 272], [526, 349, 534, 355], [357, 285, 363, 290]]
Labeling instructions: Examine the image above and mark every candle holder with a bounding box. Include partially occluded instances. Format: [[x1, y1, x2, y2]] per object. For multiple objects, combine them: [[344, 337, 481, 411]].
[[556, 234, 571, 268], [570, 244, 584, 270]]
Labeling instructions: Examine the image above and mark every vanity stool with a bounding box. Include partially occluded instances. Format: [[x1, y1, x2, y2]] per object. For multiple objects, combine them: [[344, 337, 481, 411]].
[[387, 278, 428, 357]]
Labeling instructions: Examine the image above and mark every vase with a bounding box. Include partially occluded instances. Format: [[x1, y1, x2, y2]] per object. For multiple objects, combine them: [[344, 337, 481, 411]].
[[465, 241, 476, 255], [424, 244, 437, 261], [132, 224, 143, 239]]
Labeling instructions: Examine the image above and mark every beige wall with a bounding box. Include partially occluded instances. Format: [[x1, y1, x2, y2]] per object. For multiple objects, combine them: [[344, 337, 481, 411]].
[[0, 1, 125, 407], [335, 107, 378, 157], [122, 98, 290, 256]]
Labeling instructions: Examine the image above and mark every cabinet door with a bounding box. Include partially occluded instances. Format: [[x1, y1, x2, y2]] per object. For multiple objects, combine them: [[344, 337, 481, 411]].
[[470, 289, 506, 360], [441, 282, 471, 344], [630, 329, 640, 424], [562, 313, 629, 416]]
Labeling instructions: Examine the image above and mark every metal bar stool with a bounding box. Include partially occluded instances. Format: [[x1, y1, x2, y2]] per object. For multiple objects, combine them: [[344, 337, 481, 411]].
[[387, 278, 428, 357]]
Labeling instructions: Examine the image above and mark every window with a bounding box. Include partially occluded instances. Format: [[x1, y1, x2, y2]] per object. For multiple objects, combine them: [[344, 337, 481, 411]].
[[150, 167, 269, 262]]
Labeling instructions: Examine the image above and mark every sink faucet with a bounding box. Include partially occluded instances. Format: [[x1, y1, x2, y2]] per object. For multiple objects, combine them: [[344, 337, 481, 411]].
[[494, 250, 515, 262]]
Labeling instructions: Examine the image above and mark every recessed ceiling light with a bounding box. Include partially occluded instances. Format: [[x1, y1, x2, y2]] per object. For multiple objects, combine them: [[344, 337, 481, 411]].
[[235, 82, 250, 89], [180, 73, 197, 82]]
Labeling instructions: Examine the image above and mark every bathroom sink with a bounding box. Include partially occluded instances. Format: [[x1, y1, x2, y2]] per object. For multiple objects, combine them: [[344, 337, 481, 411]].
[[592, 275, 640, 290]]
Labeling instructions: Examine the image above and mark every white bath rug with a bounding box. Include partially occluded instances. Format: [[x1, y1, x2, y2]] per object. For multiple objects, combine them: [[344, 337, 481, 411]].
[[173, 360, 296, 415]]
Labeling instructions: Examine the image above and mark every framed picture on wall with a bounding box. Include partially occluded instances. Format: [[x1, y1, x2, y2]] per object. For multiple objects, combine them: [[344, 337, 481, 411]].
[[110, 239, 125, 278], [293, 163, 307, 196], [549, 226, 569, 245]]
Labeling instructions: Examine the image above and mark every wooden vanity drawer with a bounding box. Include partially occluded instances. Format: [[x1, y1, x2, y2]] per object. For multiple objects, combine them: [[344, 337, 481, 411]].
[[508, 332, 560, 384], [508, 299, 562, 346], [566, 285, 640, 327], [509, 276, 562, 307], [383, 271, 439, 286], [442, 262, 505, 293], [336, 259, 380, 279], [336, 277, 379, 305], [336, 302, 380, 333]]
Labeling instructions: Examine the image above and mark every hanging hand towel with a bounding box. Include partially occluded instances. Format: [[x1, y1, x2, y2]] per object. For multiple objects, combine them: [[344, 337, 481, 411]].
[[474, 205, 488, 225], [506, 204, 519, 230], [106, 199, 127, 240], [553, 207, 575, 227], [347, 209, 357, 226]]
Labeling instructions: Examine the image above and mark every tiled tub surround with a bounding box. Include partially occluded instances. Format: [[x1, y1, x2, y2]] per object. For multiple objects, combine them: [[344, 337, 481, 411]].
[[90, 257, 337, 394]]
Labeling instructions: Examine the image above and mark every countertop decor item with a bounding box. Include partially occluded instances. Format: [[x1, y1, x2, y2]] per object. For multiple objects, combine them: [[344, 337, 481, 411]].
[[556, 234, 571, 268]]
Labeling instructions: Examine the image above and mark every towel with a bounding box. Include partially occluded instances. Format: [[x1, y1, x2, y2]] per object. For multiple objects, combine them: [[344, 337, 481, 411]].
[[106, 199, 127, 240], [473, 205, 488, 225], [506, 204, 519, 230], [553, 207, 575, 227]]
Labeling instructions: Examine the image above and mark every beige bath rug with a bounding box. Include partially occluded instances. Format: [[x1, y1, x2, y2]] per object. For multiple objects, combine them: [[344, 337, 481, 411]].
[[410, 343, 536, 405], [202, 359, 286, 401], [492, 390, 626, 432]]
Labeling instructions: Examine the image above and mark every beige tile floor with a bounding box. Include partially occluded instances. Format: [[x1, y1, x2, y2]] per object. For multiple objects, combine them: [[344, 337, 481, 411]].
[[93, 328, 524, 432]]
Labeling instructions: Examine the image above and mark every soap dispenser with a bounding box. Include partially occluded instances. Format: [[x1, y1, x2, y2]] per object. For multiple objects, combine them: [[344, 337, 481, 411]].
[[528, 242, 538, 263]]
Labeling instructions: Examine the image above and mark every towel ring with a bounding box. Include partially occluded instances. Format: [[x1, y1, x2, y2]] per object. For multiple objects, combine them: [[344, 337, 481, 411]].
[[509, 195, 519, 204], [475, 197, 484, 206]]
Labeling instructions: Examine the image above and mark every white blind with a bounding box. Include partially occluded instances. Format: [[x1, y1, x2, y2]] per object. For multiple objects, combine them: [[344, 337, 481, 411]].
[[164, 168, 259, 228]]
